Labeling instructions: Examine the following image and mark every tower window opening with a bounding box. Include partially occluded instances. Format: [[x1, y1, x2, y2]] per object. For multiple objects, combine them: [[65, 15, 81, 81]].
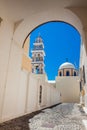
[[38, 54, 40, 57], [36, 66, 39, 74]]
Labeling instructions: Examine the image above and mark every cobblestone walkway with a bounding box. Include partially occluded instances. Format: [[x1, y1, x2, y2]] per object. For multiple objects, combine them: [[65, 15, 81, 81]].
[[29, 103, 87, 130], [0, 103, 87, 130]]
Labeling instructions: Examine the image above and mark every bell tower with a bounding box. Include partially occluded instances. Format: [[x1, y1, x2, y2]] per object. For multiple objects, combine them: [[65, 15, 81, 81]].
[[31, 35, 45, 74]]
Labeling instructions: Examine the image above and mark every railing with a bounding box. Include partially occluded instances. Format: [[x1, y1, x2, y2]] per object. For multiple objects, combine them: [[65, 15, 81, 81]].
[[32, 58, 44, 62]]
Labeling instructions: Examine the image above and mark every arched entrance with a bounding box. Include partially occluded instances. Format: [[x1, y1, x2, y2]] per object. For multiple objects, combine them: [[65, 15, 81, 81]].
[[13, 8, 83, 49], [26, 21, 81, 80], [0, 3, 87, 123]]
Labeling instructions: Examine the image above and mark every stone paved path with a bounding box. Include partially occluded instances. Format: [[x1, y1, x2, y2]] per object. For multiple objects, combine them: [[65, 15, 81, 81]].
[[0, 103, 87, 130], [29, 103, 87, 130]]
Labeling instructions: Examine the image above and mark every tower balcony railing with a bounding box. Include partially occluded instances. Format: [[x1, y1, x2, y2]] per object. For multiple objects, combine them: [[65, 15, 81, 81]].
[[32, 58, 44, 62], [33, 48, 43, 50], [31, 61, 44, 65], [32, 61, 44, 64]]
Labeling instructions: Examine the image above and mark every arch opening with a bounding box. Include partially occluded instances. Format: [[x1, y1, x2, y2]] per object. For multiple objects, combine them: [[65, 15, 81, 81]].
[[74, 71, 77, 76], [23, 21, 81, 48], [66, 71, 70, 76], [22, 21, 81, 80], [59, 72, 62, 76]]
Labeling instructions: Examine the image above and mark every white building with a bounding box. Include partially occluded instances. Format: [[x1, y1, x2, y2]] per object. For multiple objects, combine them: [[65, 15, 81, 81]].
[[56, 62, 80, 103]]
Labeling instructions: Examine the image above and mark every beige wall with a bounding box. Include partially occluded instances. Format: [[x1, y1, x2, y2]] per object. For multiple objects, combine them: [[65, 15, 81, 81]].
[[22, 54, 32, 72], [56, 76, 80, 103], [22, 37, 32, 72], [23, 37, 29, 54]]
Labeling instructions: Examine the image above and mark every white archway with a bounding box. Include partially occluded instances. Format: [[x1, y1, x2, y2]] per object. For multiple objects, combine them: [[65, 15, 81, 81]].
[[0, 6, 86, 123], [13, 8, 83, 48]]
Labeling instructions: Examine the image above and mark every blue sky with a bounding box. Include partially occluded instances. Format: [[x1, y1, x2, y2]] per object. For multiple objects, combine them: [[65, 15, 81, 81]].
[[29, 22, 81, 80]]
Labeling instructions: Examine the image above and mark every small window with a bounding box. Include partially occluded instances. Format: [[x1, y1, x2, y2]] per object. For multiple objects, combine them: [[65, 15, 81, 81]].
[[66, 71, 70, 76], [74, 71, 76, 76], [59, 72, 62, 76], [80, 81, 82, 92], [39, 85, 42, 104], [83, 65, 86, 84], [36, 66, 39, 74], [38, 54, 40, 57]]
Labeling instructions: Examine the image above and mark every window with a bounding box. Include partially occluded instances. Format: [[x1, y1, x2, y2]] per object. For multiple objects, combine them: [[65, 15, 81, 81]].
[[66, 71, 70, 76], [80, 81, 82, 92], [83, 65, 86, 84], [36, 66, 39, 74], [59, 71, 62, 76], [39, 85, 42, 104], [74, 71, 76, 76], [40, 57, 43, 61], [38, 54, 40, 57], [36, 57, 39, 61]]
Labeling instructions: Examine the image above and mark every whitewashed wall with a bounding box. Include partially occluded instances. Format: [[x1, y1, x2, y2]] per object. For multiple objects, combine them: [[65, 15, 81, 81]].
[[0, 20, 60, 122], [80, 43, 87, 107], [56, 76, 80, 103], [0, 19, 29, 121], [26, 73, 60, 113], [0, 20, 14, 122]]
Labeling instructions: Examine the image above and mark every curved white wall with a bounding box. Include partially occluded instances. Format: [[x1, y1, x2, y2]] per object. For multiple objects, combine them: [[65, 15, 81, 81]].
[[13, 8, 83, 47], [0, 6, 85, 123]]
